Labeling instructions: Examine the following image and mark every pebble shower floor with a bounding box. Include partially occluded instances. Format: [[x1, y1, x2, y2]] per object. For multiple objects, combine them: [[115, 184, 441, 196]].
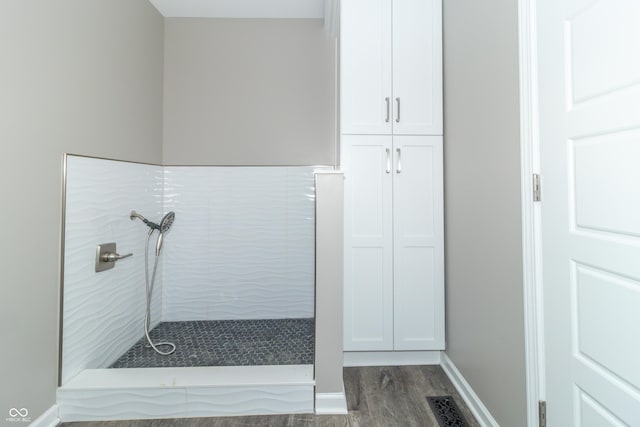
[[110, 318, 315, 368]]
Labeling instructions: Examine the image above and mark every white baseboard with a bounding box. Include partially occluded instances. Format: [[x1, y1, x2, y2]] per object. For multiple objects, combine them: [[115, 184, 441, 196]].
[[315, 389, 348, 415], [343, 351, 441, 367], [440, 353, 499, 427], [28, 404, 59, 427]]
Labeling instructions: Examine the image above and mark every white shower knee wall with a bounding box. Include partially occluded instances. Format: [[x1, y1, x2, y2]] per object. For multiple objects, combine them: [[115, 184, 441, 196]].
[[62, 156, 164, 384], [161, 166, 317, 321]]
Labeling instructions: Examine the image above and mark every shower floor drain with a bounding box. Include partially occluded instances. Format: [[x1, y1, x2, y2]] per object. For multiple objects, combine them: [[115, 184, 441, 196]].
[[426, 396, 469, 427]]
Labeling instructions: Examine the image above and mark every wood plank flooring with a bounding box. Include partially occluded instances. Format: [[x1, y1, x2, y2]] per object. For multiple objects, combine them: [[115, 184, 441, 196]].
[[62, 366, 480, 427]]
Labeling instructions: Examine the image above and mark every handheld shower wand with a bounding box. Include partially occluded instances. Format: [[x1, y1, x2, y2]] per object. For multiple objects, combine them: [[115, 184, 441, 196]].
[[155, 211, 175, 256], [130, 210, 177, 356]]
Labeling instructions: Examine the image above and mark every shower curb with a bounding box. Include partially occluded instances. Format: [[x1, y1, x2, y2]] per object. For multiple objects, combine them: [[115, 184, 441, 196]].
[[56, 365, 314, 422]]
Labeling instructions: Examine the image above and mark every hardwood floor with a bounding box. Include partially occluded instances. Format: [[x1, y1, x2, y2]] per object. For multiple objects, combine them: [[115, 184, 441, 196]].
[[62, 366, 480, 427]]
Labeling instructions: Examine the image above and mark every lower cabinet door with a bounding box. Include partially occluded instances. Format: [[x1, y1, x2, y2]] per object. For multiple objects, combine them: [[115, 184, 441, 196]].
[[342, 135, 394, 351], [342, 134, 445, 352], [392, 136, 445, 350]]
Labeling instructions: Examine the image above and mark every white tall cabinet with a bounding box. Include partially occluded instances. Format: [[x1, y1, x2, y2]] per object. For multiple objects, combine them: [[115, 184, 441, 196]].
[[341, 0, 444, 355]]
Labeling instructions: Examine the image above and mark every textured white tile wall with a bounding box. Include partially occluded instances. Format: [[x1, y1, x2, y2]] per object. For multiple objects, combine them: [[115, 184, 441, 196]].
[[162, 167, 316, 320], [62, 156, 164, 384], [57, 385, 315, 421], [57, 366, 315, 421], [63, 161, 316, 382], [185, 386, 314, 417], [57, 388, 187, 421]]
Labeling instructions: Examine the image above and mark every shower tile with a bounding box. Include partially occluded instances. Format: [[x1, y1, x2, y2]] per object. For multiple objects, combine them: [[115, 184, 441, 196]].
[[62, 155, 164, 384], [57, 388, 186, 422], [109, 318, 314, 369], [63, 161, 319, 384], [186, 385, 314, 417], [162, 167, 316, 321]]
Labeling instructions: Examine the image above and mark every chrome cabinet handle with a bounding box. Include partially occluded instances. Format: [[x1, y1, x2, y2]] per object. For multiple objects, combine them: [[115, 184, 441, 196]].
[[395, 98, 401, 123], [386, 148, 391, 173], [385, 97, 390, 123], [396, 148, 402, 173], [101, 252, 133, 263]]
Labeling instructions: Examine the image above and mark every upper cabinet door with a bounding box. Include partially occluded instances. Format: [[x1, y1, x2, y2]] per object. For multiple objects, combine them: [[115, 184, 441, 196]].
[[341, 0, 442, 136], [392, 0, 442, 135], [341, 0, 393, 135]]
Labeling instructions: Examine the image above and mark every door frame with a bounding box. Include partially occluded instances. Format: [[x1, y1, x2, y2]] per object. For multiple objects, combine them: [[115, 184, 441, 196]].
[[518, 0, 545, 425]]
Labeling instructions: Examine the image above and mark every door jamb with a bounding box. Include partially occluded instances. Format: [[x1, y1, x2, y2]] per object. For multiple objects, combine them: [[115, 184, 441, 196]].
[[518, 0, 546, 425]]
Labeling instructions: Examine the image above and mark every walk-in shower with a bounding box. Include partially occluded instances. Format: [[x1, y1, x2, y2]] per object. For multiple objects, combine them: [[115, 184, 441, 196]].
[[58, 155, 320, 421], [130, 210, 176, 356], [99, 164, 318, 370]]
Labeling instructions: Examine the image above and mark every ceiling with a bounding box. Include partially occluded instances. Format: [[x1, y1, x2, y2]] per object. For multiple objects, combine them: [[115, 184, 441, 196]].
[[148, 0, 326, 18]]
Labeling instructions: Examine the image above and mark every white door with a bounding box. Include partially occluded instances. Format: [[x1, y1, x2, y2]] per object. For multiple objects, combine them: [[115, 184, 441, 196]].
[[538, 0, 640, 425], [340, 0, 392, 135], [393, 136, 444, 350], [342, 135, 394, 350], [392, 0, 442, 135]]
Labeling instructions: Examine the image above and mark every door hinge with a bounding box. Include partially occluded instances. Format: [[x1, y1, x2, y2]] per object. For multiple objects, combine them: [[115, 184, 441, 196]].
[[539, 400, 546, 427], [533, 173, 541, 202]]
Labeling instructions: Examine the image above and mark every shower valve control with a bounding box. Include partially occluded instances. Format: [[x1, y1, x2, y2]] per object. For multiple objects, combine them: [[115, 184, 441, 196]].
[[95, 242, 133, 272], [102, 252, 133, 262]]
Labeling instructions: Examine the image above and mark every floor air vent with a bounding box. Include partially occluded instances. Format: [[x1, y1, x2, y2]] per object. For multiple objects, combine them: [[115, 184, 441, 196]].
[[426, 396, 469, 427]]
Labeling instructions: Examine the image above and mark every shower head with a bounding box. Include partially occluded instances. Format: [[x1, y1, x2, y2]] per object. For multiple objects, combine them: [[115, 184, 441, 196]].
[[131, 210, 176, 255], [156, 211, 175, 256], [159, 211, 175, 233]]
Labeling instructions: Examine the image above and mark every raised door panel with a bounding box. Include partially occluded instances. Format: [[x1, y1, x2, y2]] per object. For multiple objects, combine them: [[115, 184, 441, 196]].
[[340, 0, 393, 135], [342, 135, 394, 351], [540, 1, 640, 424], [392, 0, 443, 135], [392, 136, 444, 350]]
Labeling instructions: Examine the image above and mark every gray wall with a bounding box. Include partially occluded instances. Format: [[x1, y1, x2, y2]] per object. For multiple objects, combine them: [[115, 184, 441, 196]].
[[163, 18, 336, 166], [0, 0, 163, 422], [442, 0, 527, 426]]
